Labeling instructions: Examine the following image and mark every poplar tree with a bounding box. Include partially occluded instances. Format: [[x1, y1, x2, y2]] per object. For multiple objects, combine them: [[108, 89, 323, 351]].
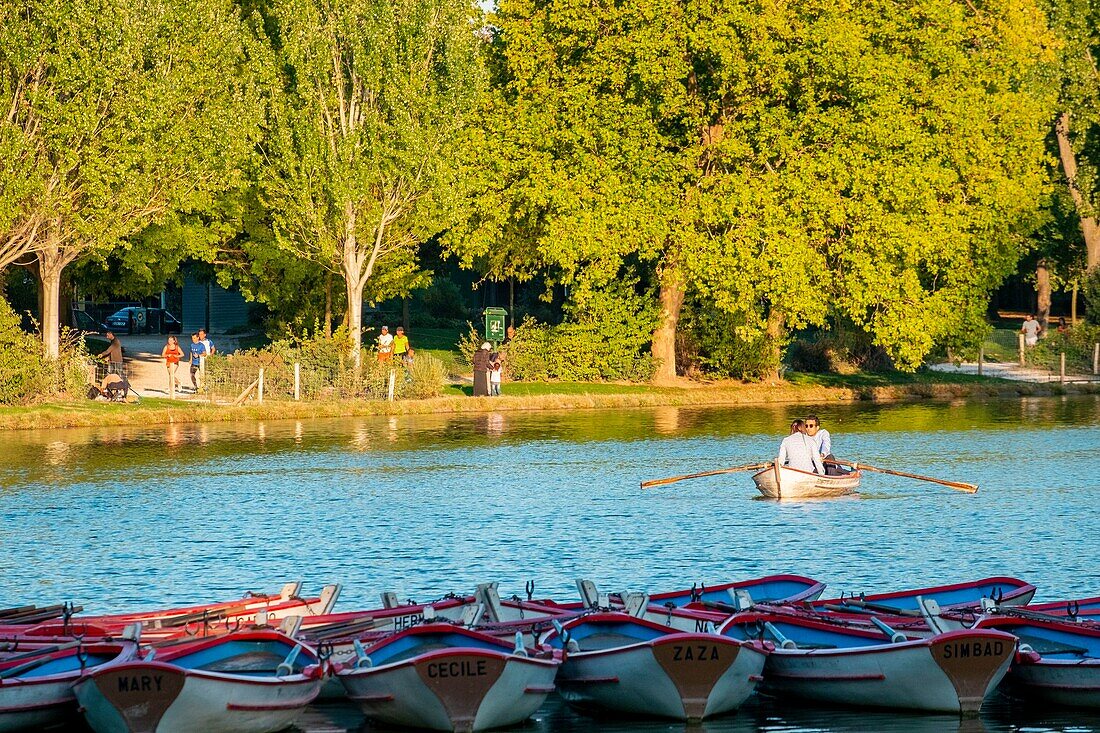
[[260, 0, 487, 367]]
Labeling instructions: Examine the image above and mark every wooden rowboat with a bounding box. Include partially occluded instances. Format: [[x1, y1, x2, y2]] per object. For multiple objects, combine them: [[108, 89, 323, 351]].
[[0, 641, 138, 733], [74, 629, 323, 733], [721, 612, 1015, 713], [542, 613, 767, 721], [337, 624, 559, 732], [752, 464, 861, 499]]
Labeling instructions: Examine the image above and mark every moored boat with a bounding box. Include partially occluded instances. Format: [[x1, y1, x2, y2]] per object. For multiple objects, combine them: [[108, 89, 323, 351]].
[[337, 624, 558, 733], [813, 576, 1036, 614], [0, 640, 138, 733], [541, 612, 767, 721], [73, 629, 323, 733], [720, 612, 1015, 713], [976, 615, 1100, 708], [752, 464, 861, 500]]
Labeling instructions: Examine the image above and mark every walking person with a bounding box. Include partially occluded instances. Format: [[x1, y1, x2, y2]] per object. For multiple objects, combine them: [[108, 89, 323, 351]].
[[392, 326, 411, 364], [1021, 314, 1042, 347], [777, 419, 824, 474], [377, 326, 394, 362], [161, 335, 184, 397], [96, 331, 125, 377], [489, 357, 503, 396], [198, 329, 216, 356], [188, 333, 208, 392]]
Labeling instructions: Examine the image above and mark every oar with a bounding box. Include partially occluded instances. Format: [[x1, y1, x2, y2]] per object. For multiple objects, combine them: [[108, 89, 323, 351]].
[[641, 463, 772, 489], [826, 459, 978, 494]]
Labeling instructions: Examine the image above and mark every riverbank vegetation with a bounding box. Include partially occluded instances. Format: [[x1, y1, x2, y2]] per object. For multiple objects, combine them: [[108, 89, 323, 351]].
[[4, 372, 1096, 432], [1, 0, 1099, 404]]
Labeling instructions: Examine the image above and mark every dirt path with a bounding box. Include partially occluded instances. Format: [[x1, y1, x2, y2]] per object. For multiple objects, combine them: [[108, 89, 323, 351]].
[[116, 335, 238, 398]]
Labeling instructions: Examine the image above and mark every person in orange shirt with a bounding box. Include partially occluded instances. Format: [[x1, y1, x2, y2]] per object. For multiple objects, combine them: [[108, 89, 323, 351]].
[[161, 335, 184, 396]]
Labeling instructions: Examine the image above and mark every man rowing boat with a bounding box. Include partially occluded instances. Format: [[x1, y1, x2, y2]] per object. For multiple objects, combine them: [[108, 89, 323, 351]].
[[805, 414, 845, 475], [778, 419, 824, 474]]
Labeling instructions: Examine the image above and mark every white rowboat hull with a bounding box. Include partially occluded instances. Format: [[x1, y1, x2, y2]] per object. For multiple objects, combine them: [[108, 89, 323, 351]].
[[753, 465, 861, 499]]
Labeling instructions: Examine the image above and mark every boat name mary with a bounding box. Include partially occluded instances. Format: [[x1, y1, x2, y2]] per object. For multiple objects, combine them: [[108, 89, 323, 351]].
[[116, 674, 168, 693], [426, 659, 489, 678], [671, 644, 721, 662], [939, 640, 1006, 660]]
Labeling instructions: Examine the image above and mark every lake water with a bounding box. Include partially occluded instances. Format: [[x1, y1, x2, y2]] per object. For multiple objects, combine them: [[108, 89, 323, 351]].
[[2, 396, 1099, 731]]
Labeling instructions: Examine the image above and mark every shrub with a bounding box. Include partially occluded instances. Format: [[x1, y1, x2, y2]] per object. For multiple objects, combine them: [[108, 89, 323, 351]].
[[786, 330, 893, 374], [0, 300, 87, 404], [678, 305, 781, 380], [1032, 323, 1100, 373]]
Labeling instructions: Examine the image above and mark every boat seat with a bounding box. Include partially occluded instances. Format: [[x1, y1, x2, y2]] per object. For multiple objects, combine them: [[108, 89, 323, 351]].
[[575, 633, 645, 651], [197, 651, 288, 673], [1015, 635, 1089, 657]]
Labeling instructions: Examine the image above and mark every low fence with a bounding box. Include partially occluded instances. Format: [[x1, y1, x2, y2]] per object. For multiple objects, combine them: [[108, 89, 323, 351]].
[[202, 354, 441, 404], [977, 328, 1099, 382]]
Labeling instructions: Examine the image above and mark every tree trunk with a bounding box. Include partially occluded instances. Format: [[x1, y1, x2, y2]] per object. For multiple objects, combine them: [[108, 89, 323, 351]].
[[37, 252, 66, 359], [1036, 259, 1051, 333], [651, 267, 685, 383], [344, 275, 363, 370], [1056, 112, 1100, 272], [324, 271, 333, 338], [402, 297, 410, 332], [765, 309, 786, 381], [1072, 281, 1079, 325]]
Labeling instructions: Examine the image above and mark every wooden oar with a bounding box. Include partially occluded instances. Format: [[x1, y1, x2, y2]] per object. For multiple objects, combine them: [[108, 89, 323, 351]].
[[826, 459, 978, 494], [641, 463, 772, 489]]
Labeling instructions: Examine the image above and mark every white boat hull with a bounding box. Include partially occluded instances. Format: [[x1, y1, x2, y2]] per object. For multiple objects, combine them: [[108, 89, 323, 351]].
[[0, 677, 79, 732], [1004, 660, 1100, 708], [753, 465, 861, 499], [339, 650, 557, 732], [557, 634, 765, 720], [74, 662, 322, 733], [761, 631, 1014, 713]]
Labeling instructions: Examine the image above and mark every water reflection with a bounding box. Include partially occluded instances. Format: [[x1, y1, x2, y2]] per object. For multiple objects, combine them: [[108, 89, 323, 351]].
[[292, 695, 1100, 733]]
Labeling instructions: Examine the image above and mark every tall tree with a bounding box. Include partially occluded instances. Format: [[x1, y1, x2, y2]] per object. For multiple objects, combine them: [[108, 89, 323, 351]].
[[0, 0, 258, 356], [260, 0, 487, 366], [465, 0, 1055, 378]]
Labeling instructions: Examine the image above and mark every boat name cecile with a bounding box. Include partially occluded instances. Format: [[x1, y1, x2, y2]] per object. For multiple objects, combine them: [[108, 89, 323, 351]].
[[116, 674, 168, 693], [672, 644, 721, 661], [939, 640, 1006, 659], [426, 659, 489, 678]]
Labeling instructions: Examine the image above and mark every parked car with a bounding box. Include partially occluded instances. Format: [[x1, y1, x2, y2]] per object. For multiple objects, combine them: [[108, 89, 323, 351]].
[[104, 307, 183, 335], [71, 309, 108, 335]]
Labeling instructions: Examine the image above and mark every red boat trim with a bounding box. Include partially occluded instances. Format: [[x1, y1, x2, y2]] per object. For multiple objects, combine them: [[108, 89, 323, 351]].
[[748, 674, 764, 681], [524, 685, 556, 693], [1018, 681, 1100, 691], [769, 671, 886, 681], [0, 698, 71, 713], [562, 676, 619, 684], [226, 699, 314, 711], [348, 693, 396, 702]]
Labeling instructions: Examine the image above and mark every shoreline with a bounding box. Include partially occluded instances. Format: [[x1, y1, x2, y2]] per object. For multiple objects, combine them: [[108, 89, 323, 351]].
[[3, 375, 1097, 432]]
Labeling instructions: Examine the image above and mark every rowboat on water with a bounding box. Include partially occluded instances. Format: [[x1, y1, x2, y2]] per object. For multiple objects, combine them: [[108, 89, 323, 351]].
[[337, 624, 559, 733], [720, 612, 1016, 713], [812, 576, 1037, 615], [976, 615, 1100, 708], [752, 464, 861, 500], [1025, 595, 1100, 620], [557, 574, 826, 613], [541, 612, 767, 721], [0, 639, 138, 733], [73, 629, 324, 733]]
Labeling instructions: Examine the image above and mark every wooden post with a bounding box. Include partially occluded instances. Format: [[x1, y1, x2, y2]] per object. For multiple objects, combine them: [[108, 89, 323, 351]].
[[1060, 353, 1066, 384], [977, 346, 983, 376], [387, 370, 395, 402], [1093, 343, 1099, 375], [257, 367, 265, 404], [1018, 333, 1026, 366], [293, 362, 300, 401]]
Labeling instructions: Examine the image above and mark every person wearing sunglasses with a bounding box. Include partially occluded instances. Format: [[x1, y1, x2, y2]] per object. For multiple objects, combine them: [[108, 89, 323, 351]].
[[805, 415, 842, 475]]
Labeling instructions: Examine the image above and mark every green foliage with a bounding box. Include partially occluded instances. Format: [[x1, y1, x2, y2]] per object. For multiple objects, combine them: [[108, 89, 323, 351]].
[[402, 354, 448, 399], [678, 304, 781, 380], [785, 330, 893, 376], [1032, 322, 1100, 372], [0, 300, 85, 404], [415, 278, 469, 326]]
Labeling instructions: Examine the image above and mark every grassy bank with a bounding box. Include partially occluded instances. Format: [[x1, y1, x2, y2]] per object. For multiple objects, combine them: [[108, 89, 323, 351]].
[[2, 371, 1096, 432]]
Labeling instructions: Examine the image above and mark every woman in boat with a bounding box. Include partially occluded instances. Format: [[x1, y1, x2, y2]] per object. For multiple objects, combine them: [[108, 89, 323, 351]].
[[778, 420, 824, 474]]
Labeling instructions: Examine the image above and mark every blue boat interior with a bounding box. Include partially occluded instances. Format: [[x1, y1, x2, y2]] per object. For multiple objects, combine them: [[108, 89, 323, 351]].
[[173, 639, 315, 676], [723, 619, 893, 650], [997, 623, 1100, 659], [0, 650, 117, 678], [663, 578, 815, 607], [545, 619, 668, 652], [368, 631, 508, 666]]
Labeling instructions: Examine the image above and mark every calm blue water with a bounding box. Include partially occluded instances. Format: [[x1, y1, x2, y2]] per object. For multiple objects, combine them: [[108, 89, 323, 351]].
[[1, 396, 1099, 731]]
